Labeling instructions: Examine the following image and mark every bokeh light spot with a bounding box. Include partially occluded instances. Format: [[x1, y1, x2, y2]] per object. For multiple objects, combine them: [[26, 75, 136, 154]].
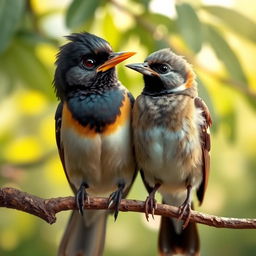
[[4, 136, 42, 163], [17, 90, 47, 116]]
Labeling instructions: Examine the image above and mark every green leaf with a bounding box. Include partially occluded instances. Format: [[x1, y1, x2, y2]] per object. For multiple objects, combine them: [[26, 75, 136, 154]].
[[223, 106, 237, 143], [0, 0, 25, 53], [203, 24, 247, 85], [16, 31, 59, 47], [66, 0, 101, 29], [121, 16, 171, 53], [175, 3, 202, 53], [202, 6, 256, 43], [131, 0, 151, 8], [197, 76, 218, 131], [121, 26, 155, 52], [144, 13, 177, 33], [1, 39, 54, 99]]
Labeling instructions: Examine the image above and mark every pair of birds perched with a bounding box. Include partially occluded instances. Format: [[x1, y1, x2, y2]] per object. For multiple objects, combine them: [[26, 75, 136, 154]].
[[54, 32, 212, 256]]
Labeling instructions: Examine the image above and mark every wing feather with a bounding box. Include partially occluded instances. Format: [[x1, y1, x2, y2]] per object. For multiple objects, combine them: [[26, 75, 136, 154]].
[[195, 97, 212, 205], [55, 102, 76, 193]]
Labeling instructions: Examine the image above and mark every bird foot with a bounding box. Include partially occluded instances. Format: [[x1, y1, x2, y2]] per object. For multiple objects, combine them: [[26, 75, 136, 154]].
[[144, 183, 161, 221], [145, 194, 157, 221], [178, 200, 191, 229], [76, 182, 89, 216], [108, 184, 124, 221]]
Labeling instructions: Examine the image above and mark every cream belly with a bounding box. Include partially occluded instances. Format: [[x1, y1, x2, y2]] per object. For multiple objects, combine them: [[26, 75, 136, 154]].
[[135, 112, 203, 194], [61, 120, 135, 196]]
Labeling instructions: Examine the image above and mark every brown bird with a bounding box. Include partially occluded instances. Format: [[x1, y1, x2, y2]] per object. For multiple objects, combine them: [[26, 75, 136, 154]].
[[54, 32, 137, 256], [127, 48, 212, 255]]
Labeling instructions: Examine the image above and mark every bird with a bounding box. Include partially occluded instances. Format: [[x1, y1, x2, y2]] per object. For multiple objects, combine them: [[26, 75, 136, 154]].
[[126, 48, 212, 256], [53, 32, 137, 256]]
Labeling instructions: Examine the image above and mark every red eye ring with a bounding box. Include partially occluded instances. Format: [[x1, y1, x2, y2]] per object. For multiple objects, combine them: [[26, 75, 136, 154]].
[[82, 58, 96, 68]]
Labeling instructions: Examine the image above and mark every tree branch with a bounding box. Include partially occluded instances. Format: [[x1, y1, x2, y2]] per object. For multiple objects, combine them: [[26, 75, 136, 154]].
[[1, 187, 256, 229]]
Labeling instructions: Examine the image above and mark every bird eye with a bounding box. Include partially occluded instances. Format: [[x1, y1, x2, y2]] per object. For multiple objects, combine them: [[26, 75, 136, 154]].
[[158, 64, 169, 74], [151, 63, 170, 74], [82, 57, 96, 69]]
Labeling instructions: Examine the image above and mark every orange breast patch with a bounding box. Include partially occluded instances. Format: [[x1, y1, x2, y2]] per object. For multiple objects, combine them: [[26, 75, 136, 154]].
[[62, 93, 131, 137], [102, 93, 131, 135], [62, 103, 97, 138]]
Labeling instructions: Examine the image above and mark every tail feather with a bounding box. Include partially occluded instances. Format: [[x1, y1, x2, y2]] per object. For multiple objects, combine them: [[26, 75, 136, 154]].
[[158, 216, 199, 256], [158, 217, 200, 256], [58, 210, 107, 256]]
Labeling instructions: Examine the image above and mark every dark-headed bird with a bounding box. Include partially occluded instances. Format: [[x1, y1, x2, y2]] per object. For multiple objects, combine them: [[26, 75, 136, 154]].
[[127, 48, 212, 256], [54, 32, 136, 256]]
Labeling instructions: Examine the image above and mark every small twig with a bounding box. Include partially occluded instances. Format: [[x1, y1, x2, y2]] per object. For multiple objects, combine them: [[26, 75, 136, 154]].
[[1, 187, 256, 229]]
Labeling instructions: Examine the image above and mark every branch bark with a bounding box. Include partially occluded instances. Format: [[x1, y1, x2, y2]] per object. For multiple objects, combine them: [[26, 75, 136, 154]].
[[1, 187, 256, 229]]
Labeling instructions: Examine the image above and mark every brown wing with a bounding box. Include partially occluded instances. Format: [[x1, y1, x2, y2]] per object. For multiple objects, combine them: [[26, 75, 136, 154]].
[[195, 97, 212, 205], [55, 102, 76, 193]]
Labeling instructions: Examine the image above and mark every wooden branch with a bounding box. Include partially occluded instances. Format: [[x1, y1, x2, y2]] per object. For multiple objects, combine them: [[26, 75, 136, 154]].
[[1, 187, 256, 229]]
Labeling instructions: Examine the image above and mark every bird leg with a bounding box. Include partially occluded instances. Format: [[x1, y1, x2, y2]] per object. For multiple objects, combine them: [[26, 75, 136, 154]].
[[108, 182, 125, 221], [178, 184, 192, 229], [145, 183, 161, 221], [76, 182, 89, 216]]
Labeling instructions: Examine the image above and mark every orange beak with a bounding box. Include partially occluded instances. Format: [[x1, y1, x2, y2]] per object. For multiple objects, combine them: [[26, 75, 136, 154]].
[[97, 51, 136, 72]]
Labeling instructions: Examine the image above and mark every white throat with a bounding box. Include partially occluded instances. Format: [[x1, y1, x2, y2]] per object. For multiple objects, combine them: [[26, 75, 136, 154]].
[[169, 83, 187, 93]]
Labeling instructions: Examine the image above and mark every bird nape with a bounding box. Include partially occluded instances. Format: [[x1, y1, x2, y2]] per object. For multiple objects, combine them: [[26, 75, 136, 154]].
[[128, 48, 212, 256], [54, 32, 137, 256]]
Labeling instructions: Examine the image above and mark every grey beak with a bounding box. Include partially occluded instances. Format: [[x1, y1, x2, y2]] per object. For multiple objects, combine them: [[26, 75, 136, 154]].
[[126, 63, 159, 77]]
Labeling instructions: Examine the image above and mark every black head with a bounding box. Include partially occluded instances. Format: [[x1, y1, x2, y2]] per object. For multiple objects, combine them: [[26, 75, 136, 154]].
[[126, 48, 196, 96], [54, 32, 135, 99]]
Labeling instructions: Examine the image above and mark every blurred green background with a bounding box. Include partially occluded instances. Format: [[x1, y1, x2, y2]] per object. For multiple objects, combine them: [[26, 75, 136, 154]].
[[1, 0, 256, 255]]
